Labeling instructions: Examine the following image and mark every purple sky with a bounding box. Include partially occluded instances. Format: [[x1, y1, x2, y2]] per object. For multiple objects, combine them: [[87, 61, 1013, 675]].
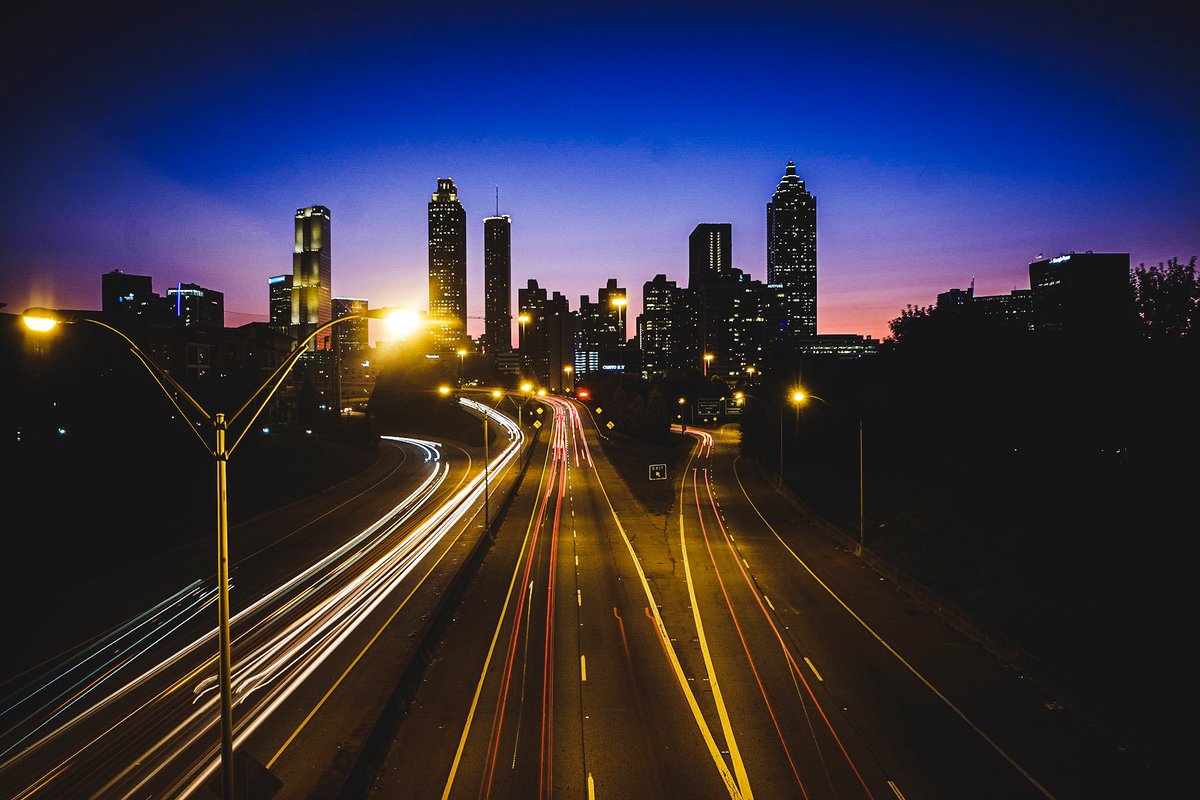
[[2, 1, 1196, 343]]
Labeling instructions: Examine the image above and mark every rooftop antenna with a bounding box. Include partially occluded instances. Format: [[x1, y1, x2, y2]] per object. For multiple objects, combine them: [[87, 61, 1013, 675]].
[[495, 185, 499, 216]]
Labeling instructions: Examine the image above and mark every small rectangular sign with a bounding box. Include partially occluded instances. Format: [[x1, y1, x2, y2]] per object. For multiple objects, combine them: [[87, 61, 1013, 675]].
[[649, 463, 667, 480]]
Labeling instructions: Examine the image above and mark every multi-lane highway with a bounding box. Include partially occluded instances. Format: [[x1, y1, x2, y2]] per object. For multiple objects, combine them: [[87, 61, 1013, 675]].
[[0, 399, 525, 799], [2, 393, 1145, 799], [372, 398, 1143, 800]]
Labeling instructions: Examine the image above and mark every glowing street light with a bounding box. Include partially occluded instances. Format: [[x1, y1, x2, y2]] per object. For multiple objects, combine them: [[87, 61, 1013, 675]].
[[456, 349, 467, 386], [779, 390, 805, 488], [610, 295, 627, 344], [563, 365, 573, 393], [21, 304, 404, 800], [703, 353, 714, 376]]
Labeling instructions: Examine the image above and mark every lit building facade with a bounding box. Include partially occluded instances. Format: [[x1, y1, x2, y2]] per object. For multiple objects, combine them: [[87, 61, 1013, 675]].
[[292, 205, 333, 350], [268, 274, 292, 335], [166, 282, 224, 329], [766, 161, 817, 339], [428, 178, 467, 351], [483, 213, 512, 353]]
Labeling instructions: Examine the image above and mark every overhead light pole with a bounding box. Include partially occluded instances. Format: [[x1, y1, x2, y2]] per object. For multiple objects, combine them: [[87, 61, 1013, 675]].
[[795, 389, 864, 555], [484, 389, 503, 534], [21, 304, 408, 799]]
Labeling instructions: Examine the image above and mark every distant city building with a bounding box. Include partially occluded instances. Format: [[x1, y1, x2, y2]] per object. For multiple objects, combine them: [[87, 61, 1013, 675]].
[[766, 161, 817, 339], [428, 178, 467, 351], [637, 273, 696, 378], [292, 205, 333, 350], [483, 213, 512, 354], [576, 278, 627, 375], [1028, 251, 1132, 336], [937, 282, 1035, 331], [102, 270, 165, 324], [688, 223, 732, 289], [166, 282, 223, 329], [268, 274, 293, 335], [793, 334, 880, 359], [332, 297, 369, 355], [517, 279, 574, 389]]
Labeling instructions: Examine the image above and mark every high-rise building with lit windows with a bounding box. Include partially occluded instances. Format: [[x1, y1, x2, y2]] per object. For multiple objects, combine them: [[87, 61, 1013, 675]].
[[268, 274, 293, 335], [766, 161, 817, 338], [332, 297, 369, 356], [483, 213, 512, 353], [428, 178, 467, 351], [292, 205, 332, 349]]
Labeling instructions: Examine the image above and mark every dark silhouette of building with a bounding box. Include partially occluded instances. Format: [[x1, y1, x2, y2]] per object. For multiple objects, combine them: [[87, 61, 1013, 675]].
[[767, 161, 817, 339], [268, 274, 292, 335], [292, 205, 332, 350], [688, 223, 732, 288], [102, 269, 169, 325], [1029, 251, 1132, 336], [483, 212, 512, 354], [517, 278, 574, 390], [428, 178, 467, 352]]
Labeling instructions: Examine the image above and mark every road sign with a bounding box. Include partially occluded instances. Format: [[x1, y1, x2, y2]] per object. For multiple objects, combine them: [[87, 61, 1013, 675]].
[[606, 421, 614, 429], [697, 398, 721, 416], [649, 464, 667, 480], [533, 420, 542, 429]]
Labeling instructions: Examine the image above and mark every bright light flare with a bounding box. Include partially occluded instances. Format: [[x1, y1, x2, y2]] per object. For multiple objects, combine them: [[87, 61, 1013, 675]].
[[382, 309, 420, 338], [22, 314, 57, 332]]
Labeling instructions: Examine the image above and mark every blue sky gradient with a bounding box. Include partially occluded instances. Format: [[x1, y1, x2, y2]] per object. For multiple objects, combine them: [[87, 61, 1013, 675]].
[[2, 0, 1195, 341]]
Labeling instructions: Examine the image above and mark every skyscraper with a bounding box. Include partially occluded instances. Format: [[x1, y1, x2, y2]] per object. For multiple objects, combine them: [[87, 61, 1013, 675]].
[[766, 161, 817, 338], [292, 205, 332, 349], [483, 212, 512, 353], [428, 178, 467, 351], [268, 274, 293, 334], [688, 223, 732, 289]]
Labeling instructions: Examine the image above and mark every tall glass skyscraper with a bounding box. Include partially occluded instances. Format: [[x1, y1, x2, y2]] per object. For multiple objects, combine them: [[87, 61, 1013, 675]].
[[292, 205, 332, 349], [483, 213, 512, 353], [428, 178, 467, 351], [766, 161, 817, 338]]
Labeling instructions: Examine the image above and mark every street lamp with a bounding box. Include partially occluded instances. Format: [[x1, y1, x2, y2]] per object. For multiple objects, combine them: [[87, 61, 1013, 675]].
[[610, 296, 627, 344], [517, 313, 531, 372], [794, 390, 864, 555], [780, 390, 804, 488], [703, 353, 714, 376], [677, 396, 694, 430], [456, 349, 467, 387], [21, 304, 405, 799], [563, 364, 573, 393], [505, 382, 534, 427], [483, 389, 503, 534]]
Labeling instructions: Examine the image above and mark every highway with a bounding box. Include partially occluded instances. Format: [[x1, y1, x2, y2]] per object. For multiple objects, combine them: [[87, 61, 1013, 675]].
[[0, 399, 525, 799], [1, 395, 1143, 799], [372, 401, 1140, 800]]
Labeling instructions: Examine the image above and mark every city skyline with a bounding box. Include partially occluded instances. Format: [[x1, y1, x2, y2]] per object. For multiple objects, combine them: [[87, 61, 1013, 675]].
[[2, 2, 1196, 342]]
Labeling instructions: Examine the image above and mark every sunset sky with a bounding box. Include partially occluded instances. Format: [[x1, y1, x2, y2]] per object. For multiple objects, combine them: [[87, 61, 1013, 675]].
[[2, 0, 1195, 342]]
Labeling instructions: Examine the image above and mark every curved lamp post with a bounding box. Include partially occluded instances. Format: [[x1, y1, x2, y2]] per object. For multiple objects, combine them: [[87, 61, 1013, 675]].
[[795, 390, 864, 556], [22, 304, 406, 798], [703, 353, 714, 376], [780, 390, 805, 488]]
